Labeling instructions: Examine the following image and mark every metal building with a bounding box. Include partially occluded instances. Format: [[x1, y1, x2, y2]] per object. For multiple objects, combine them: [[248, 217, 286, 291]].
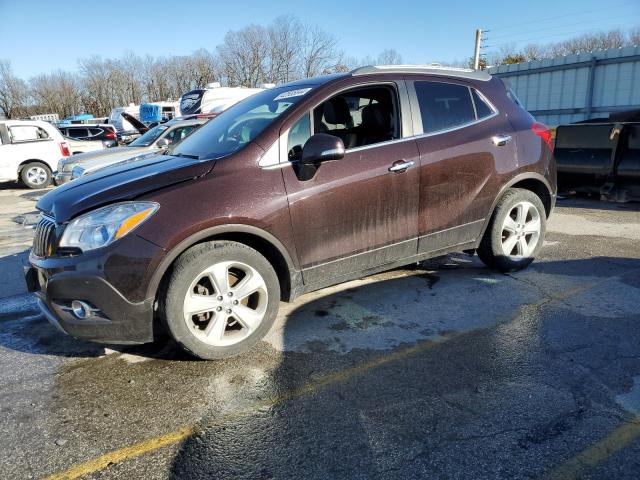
[[488, 46, 640, 125]]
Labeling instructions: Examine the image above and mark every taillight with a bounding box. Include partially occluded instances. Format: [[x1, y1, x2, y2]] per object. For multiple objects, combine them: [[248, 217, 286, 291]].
[[531, 122, 553, 151], [104, 131, 116, 139], [59, 142, 71, 157]]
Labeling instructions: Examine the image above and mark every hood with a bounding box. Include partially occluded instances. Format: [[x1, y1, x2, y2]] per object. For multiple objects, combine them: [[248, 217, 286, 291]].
[[80, 150, 158, 174], [61, 146, 149, 168], [38, 153, 216, 222]]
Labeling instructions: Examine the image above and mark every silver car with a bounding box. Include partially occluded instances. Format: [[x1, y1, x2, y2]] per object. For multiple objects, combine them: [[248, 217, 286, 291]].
[[55, 118, 205, 184]]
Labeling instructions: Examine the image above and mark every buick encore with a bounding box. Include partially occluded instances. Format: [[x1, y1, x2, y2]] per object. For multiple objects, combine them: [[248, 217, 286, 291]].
[[26, 65, 557, 359]]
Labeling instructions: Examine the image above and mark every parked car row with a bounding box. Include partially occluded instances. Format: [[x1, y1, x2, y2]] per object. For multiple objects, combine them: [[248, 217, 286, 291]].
[[56, 117, 208, 184]]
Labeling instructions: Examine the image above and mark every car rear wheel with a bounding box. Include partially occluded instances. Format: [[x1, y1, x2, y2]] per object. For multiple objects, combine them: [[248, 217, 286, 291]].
[[477, 188, 546, 272], [20, 162, 52, 189], [161, 241, 280, 359]]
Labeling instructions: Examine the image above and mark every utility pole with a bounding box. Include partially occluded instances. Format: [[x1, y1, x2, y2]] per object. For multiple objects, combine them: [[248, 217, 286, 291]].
[[473, 29, 483, 70]]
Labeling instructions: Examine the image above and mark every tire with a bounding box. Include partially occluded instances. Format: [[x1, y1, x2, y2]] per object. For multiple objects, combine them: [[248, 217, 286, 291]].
[[161, 241, 280, 360], [477, 188, 546, 272], [20, 162, 52, 189]]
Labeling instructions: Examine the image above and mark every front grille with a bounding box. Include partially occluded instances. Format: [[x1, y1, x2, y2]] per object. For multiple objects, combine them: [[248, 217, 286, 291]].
[[32, 216, 56, 257]]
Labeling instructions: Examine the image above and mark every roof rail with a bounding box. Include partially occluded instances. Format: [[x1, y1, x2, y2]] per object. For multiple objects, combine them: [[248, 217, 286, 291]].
[[351, 64, 492, 81]]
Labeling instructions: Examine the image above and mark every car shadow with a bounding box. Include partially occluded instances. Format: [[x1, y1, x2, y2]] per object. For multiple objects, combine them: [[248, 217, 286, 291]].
[[165, 254, 640, 479]]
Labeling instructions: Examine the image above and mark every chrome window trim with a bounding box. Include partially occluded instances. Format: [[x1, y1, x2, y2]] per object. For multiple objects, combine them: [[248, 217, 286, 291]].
[[345, 135, 417, 153]]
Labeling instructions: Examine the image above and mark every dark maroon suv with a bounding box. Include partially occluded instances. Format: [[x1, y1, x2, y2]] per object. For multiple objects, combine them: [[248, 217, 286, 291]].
[[26, 66, 556, 359]]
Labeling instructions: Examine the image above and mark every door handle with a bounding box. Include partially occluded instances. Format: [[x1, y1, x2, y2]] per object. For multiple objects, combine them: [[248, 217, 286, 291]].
[[492, 134, 512, 147], [388, 160, 415, 173]]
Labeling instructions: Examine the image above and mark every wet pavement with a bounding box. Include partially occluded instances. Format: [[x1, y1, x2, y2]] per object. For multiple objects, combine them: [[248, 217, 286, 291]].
[[0, 189, 639, 479]]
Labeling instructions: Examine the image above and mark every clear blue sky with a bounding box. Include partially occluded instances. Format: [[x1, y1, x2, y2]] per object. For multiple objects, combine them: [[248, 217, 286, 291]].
[[0, 0, 638, 78]]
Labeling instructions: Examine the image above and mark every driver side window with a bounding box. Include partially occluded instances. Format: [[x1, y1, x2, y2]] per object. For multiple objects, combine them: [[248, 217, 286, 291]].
[[287, 112, 311, 161]]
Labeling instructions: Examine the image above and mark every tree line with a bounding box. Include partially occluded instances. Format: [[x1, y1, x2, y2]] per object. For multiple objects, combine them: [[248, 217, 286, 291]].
[[0, 15, 401, 119], [482, 27, 639, 68], [0, 18, 638, 120]]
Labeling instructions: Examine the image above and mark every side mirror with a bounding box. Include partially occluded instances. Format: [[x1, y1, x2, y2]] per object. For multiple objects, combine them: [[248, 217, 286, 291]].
[[156, 138, 170, 149], [300, 133, 345, 165]]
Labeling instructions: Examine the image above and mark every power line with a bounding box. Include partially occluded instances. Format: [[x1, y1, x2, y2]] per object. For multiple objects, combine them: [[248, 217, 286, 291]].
[[486, 14, 639, 42], [485, 0, 638, 32]]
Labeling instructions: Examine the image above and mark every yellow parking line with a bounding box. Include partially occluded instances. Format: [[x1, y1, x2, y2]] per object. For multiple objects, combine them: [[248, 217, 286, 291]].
[[45, 281, 602, 480], [45, 426, 195, 480], [45, 333, 457, 480], [542, 418, 640, 480]]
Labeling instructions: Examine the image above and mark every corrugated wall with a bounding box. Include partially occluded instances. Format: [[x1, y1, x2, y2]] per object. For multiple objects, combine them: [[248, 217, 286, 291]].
[[488, 46, 640, 126]]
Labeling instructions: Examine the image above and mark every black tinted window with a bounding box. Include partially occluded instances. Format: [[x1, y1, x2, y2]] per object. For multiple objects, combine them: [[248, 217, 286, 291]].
[[414, 82, 475, 134], [69, 128, 88, 137], [472, 90, 494, 119], [89, 128, 102, 136]]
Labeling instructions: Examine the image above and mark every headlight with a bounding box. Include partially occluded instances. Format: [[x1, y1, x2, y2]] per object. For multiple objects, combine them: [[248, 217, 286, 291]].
[[59, 202, 159, 252], [57, 158, 67, 172], [71, 165, 85, 179]]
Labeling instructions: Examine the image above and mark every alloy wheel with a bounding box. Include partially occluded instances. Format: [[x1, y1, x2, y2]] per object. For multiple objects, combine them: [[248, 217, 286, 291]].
[[182, 260, 268, 346], [500, 201, 541, 258]]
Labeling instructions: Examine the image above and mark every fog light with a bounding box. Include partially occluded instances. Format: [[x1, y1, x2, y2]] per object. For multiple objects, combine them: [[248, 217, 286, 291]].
[[71, 300, 92, 319]]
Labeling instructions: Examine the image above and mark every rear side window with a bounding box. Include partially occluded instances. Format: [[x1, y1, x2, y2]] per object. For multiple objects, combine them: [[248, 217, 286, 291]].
[[89, 128, 102, 136], [9, 125, 49, 142], [414, 82, 496, 134], [414, 82, 475, 134], [69, 128, 89, 137]]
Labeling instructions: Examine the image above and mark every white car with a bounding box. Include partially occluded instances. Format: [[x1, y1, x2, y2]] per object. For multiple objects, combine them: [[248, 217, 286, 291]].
[[0, 120, 70, 188], [64, 137, 106, 155]]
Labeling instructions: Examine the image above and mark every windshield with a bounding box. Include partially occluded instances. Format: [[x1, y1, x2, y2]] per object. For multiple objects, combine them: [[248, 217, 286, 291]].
[[172, 85, 313, 160], [129, 125, 169, 147]]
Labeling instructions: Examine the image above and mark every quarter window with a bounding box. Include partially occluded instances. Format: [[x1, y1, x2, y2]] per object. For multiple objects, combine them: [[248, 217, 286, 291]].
[[472, 89, 494, 119], [287, 113, 311, 161]]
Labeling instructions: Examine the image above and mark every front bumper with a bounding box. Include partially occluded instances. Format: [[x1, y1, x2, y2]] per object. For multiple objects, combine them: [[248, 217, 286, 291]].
[[26, 235, 163, 344]]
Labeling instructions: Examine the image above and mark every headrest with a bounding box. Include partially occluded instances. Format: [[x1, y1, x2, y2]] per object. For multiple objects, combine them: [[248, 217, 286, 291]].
[[362, 103, 391, 134], [323, 97, 351, 125]]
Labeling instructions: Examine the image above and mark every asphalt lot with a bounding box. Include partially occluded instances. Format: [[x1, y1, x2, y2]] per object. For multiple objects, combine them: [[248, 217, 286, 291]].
[[0, 183, 639, 480]]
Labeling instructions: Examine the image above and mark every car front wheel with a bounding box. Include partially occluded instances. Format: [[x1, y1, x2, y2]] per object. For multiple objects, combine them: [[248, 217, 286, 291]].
[[477, 188, 547, 272], [161, 241, 280, 359]]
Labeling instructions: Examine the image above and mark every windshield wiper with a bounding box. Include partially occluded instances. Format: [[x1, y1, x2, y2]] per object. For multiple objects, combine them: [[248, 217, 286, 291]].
[[167, 151, 200, 159]]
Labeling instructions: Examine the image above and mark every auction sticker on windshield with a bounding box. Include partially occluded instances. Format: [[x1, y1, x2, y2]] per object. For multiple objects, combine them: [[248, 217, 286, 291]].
[[273, 88, 312, 101]]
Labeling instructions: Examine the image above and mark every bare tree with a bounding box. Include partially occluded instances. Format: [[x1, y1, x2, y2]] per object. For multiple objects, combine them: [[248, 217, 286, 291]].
[[217, 25, 269, 87], [301, 25, 339, 77], [267, 15, 304, 83], [490, 27, 639, 66], [0, 60, 28, 118], [377, 49, 403, 65]]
